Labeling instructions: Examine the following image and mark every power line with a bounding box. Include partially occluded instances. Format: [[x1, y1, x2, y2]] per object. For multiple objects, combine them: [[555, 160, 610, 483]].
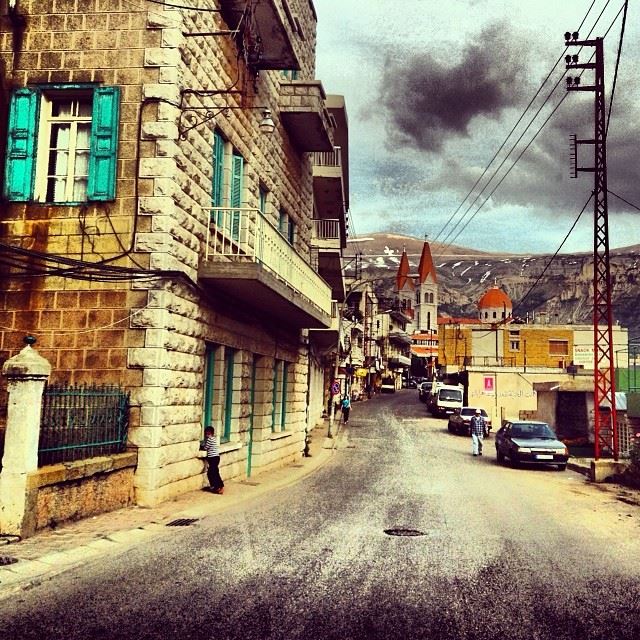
[[145, 0, 222, 10], [437, 1, 625, 255], [432, 0, 620, 256], [511, 193, 593, 317], [606, 0, 629, 135], [431, 0, 602, 248]]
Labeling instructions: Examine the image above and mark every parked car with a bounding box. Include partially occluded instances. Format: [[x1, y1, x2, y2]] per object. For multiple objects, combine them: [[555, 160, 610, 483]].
[[448, 407, 491, 436], [495, 420, 569, 470], [406, 378, 418, 389], [418, 381, 431, 403], [380, 377, 396, 394]]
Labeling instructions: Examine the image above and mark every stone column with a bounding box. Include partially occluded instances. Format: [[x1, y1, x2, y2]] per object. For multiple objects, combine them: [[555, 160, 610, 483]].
[[0, 336, 51, 538]]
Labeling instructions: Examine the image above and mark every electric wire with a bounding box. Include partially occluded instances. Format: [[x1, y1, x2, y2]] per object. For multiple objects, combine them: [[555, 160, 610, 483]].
[[432, 0, 619, 256], [511, 193, 593, 317], [431, 0, 601, 249], [608, 189, 640, 213], [606, 0, 629, 135], [438, 2, 625, 253], [146, 0, 222, 10]]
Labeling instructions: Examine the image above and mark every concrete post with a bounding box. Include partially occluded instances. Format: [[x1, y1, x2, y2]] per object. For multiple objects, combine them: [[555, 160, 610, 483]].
[[0, 336, 51, 538]]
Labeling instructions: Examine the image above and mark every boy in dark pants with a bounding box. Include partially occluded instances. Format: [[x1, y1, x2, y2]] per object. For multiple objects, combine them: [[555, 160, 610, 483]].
[[201, 426, 224, 494]]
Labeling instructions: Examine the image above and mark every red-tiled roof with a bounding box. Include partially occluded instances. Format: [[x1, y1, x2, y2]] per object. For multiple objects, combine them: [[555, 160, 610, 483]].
[[417, 241, 437, 284], [396, 250, 413, 291], [478, 286, 512, 309]]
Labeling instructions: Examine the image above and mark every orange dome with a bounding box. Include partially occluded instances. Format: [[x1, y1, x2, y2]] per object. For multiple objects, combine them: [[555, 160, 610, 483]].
[[478, 286, 512, 309]]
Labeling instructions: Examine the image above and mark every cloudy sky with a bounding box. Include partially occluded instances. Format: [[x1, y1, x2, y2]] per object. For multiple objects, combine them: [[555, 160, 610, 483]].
[[314, 0, 640, 254]]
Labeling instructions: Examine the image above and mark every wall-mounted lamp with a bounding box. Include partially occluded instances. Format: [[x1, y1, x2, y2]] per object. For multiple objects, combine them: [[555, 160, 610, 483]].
[[258, 108, 275, 135], [178, 89, 276, 140], [178, 104, 276, 140]]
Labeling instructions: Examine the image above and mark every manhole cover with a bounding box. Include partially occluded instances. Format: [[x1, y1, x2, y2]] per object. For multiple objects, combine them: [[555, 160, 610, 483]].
[[383, 528, 426, 537], [166, 518, 199, 527], [0, 556, 19, 565]]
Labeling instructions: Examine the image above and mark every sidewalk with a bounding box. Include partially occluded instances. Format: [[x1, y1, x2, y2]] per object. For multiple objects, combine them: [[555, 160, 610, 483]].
[[0, 423, 344, 600]]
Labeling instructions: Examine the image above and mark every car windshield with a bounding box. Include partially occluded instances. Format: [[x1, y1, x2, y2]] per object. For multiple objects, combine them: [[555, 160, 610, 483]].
[[439, 390, 462, 402], [461, 408, 486, 417], [510, 423, 556, 439]]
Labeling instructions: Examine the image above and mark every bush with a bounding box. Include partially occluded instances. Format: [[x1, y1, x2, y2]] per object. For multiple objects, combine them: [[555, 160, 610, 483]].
[[623, 432, 640, 487]]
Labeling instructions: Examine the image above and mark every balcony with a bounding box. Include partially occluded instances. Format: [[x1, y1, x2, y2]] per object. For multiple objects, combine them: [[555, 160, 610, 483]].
[[218, 0, 300, 70], [389, 330, 412, 346], [279, 81, 333, 151], [200, 208, 332, 329], [312, 146, 347, 223], [309, 301, 341, 352], [310, 219, 345, 302]]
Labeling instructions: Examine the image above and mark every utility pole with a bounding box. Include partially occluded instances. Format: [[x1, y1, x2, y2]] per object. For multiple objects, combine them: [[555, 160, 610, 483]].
[[565, 31, 618, 460]]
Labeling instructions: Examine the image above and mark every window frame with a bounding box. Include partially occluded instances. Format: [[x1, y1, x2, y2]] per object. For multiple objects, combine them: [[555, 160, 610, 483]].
[[4, 84, 120, 204], [549, 339, 569, 356]]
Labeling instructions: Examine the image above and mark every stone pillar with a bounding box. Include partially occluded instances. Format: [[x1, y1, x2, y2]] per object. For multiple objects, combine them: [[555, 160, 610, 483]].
[[0, 336, 51, 538]]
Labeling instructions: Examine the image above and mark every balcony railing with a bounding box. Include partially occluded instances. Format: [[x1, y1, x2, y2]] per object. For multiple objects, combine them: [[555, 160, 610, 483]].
[[312, 218, 340, 241], [203, 207, 332, 317], [312, 146, 342, 168]]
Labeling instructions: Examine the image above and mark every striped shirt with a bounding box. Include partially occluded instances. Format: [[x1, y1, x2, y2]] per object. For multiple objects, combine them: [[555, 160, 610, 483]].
[[203, 434, 220, 457]]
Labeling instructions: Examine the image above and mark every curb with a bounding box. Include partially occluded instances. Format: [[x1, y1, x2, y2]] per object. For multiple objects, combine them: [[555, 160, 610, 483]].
[[0, 427, 342, 600]]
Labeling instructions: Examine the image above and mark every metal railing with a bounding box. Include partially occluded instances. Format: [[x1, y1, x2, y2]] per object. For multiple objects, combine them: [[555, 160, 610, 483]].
[[312, 146, 342, 167], [39, 384, 130, 466], [312, 218, 340, 240], [204, 207, 332, 317]]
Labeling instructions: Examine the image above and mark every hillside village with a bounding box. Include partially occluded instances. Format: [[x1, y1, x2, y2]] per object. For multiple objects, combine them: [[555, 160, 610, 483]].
[[0, 2, 636, 541]]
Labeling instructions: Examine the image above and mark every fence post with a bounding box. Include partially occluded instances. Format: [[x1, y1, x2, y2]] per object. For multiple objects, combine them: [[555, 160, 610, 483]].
[[0, 336, 51, 538]]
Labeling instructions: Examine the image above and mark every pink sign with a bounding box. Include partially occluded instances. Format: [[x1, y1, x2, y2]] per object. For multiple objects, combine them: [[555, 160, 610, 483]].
[[484, 376, 495, 392]]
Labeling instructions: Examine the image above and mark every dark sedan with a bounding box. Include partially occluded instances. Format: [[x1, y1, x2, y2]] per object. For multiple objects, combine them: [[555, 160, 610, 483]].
[[495, 420, 569, 470], [447, 407, 492, 436]]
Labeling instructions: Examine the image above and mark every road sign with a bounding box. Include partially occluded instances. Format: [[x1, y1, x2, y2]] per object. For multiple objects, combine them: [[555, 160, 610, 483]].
[[331, 381, 340, 395]]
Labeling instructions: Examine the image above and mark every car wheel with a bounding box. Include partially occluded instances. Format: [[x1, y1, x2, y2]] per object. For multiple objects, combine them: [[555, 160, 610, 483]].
[[496, 448, 505, 464], [557, 464, 567, 471], [447, 421, 453, 432], [509, 454, 519, 468]]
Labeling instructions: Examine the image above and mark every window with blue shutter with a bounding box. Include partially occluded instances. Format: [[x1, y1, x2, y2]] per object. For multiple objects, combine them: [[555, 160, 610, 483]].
[[230, 152, 243, 240], [87, 86, 120, 201], [3, 88, 39, 201], [212, 130, 224, 226], [3, 84, 120, 204], [259, 186, 267, 216]]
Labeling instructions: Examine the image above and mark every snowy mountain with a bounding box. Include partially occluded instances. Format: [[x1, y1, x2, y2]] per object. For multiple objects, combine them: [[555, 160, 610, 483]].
[[345, 233, 640, 340]]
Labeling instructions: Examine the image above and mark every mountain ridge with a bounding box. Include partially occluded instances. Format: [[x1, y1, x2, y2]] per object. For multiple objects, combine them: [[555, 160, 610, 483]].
[[345, 232, 640, 340]]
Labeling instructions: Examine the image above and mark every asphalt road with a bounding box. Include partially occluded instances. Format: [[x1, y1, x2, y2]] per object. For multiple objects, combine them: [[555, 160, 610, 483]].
[[3, 391, 640, 639]]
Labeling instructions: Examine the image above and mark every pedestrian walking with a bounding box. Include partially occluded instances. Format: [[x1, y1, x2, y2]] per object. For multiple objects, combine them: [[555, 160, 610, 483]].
[[201, 426, 224, 493], [471, 409, 487, 456], [341, 395, 351, 425], [470, 408, 487, 456]]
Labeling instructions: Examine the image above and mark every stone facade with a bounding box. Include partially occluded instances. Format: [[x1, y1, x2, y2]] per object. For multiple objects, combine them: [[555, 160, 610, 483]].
[[0, 2, 341, 507]]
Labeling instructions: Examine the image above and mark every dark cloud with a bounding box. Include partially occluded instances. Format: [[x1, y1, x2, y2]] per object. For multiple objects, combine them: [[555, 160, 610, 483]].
[[379, 21, 530, 152]]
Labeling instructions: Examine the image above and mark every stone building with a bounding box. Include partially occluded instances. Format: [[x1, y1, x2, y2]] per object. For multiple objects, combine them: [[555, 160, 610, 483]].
[[438, 286, 629, 445], [0, 1, 348, 508]]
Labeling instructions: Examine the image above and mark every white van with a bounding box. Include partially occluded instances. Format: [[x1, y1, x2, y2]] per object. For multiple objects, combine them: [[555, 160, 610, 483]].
[[380, 377, 396, 394], [428, 384, 464, 417]]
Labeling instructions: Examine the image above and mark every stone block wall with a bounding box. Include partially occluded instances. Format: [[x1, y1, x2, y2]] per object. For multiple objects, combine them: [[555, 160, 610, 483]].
[[0, 1, 325, 505]]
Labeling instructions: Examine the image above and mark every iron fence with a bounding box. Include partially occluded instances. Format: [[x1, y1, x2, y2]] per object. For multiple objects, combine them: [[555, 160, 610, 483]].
[[39, 384, 130, 466]]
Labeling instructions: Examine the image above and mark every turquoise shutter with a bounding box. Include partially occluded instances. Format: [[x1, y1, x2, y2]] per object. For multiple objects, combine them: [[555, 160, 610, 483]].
[[259, 187, 267, 215], [87, 86, 120, 201], [280, 363, 288, 431], [212, 131, 224, 225], [4, 88, 39, 202], [230, 153, 243, 240], [203, 345, 216, 428]]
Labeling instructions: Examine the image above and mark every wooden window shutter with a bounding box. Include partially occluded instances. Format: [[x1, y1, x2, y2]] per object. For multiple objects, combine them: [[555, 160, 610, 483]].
[[3, 88, 39, 201], [87, 86, 120, 201]]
